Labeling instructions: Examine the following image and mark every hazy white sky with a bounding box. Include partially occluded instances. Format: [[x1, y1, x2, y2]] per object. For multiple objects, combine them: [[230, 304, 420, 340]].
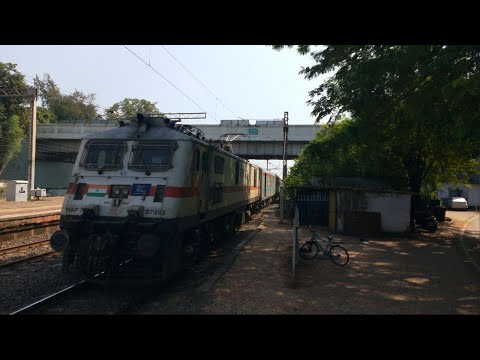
[[0, 45, 328, 176]]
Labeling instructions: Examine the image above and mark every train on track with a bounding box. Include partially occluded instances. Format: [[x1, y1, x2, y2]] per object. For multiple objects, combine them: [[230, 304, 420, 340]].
[[50, 114, 282, 279]]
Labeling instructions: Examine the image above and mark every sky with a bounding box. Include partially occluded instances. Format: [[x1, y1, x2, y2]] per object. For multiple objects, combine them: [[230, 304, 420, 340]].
[[0, 45, 328, 177]]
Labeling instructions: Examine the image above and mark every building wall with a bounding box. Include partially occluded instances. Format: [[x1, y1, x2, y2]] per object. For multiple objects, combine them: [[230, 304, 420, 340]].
[[1, 139, 73, 191], [336, 190, 411, 233], [35, 161, 74, 190], [438, 184, 480, 207]]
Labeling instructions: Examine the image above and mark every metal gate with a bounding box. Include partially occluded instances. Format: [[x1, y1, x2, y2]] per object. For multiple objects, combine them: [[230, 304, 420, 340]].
[[295, 190, 329, 226]]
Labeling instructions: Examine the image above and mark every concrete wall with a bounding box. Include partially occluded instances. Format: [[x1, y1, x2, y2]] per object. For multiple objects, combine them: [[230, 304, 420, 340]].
[[37, 123, 321, 142], [35, 161, 74, 190], [36, 124, 315, 159], [336, 190, 411, 233], [0, 139, 73, 192]]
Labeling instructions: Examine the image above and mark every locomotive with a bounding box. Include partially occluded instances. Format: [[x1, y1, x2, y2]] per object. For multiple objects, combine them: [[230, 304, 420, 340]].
[[50, 114, 282, 279]]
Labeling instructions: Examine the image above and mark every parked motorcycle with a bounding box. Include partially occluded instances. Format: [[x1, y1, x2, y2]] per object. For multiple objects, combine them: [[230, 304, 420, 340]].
[[412, 211, 438, 232]]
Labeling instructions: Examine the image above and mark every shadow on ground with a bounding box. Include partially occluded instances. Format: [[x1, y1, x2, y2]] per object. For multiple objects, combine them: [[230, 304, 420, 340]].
[[199, 208, 480, 314]]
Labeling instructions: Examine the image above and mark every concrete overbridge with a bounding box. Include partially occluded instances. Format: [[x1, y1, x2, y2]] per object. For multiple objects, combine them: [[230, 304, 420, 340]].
[[35, 119, 320, 161], [2, 119, 321, 191]]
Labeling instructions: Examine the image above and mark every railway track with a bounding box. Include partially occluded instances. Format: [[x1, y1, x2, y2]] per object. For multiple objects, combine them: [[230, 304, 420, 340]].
[[0, 238, 57, 269], [9, 209, 267, 315], [10, 279, 90, 315], [0, 213, 60, 242], [0, 251, 57, 269], [0, 239, 51, 255]]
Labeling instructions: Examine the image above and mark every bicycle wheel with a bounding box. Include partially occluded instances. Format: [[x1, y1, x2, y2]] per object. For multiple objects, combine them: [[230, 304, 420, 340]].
[[300, 241, 320, 260], [329, 245, 349, 266]]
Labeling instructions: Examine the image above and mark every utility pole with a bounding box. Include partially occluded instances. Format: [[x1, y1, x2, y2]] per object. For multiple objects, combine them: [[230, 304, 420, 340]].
[[0, 87, 38, 197], [28, 87, 38, 196], [283, 111, 289, 179], [280, 111, 288, 223]]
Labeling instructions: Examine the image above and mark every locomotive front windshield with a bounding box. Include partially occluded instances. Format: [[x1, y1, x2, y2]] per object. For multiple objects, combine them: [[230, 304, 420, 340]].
[[128, 141, 176, 172], [80, 140, 126, 170]]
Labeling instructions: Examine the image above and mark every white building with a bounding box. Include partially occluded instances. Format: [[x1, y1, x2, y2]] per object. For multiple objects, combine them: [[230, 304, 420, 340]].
[[438, 177, 480, 208]]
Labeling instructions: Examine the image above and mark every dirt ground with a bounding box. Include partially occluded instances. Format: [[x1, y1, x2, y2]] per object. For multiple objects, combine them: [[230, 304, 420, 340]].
[[197, 207, 480, 314]]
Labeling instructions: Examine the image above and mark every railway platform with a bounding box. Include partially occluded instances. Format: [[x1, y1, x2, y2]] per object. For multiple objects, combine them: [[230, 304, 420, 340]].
[[0, 196, 63, 219], [0, 197, 63, 241], [182, 205, 480, 314]]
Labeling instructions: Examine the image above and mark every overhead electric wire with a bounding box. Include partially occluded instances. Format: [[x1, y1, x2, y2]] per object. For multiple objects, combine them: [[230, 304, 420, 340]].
[[122, 45, 215, 120], [160, 45, 244, 121]]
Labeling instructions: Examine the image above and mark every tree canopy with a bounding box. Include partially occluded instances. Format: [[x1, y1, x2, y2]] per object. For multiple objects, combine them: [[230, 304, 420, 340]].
[[34, 74, 99, 122], [274, 45, 480, 197], [105, 98, 161, 120], [0, 63, 29, 175]]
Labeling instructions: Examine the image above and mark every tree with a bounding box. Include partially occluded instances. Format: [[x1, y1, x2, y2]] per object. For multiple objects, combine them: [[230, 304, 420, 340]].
[[0, 115, 24, 175], [106, 98, 161, 119], [273, 45, 480, 198], [34, 74, 99, 122], [0, 62, 30, 175], [34, 73, 61, 108], [36, 107, 57, 124]]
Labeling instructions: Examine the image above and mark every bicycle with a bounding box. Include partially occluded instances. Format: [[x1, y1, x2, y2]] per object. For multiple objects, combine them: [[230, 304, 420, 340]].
[[299, 226, 350, 266]]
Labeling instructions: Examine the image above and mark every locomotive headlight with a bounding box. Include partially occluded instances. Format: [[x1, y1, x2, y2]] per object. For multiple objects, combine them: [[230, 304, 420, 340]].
[[110, 185, 131, 199]]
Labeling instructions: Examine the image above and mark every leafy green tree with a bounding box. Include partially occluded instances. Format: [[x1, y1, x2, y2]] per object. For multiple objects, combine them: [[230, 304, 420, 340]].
[[0, 62, 30, 175], [34, 73, 61, 108], [274, 45, 480, 198], [36, 107, 57, 124], [34, 74, 99, 122], [0, 115, 25, 175], [106, 98, 161, 119]]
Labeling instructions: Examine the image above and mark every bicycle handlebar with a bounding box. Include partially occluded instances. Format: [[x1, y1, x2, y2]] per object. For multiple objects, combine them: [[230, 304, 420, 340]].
[[308, 225, 334, 241]]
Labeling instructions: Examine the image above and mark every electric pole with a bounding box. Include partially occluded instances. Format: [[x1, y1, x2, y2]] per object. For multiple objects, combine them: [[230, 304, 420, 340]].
[[280, 111, 288, 223], [0, 87, 38, 197], [28, 87, 38, 196]]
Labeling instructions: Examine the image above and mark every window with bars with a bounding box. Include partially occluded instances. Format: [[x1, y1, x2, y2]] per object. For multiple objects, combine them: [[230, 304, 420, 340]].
[[128, 141, 177, 172], [215, 156, 224, 174], [194, 150, 200, 172], [80, 141, 126, 170], [235, 162, 240, 185], [213, 182, 223, 203], [202, 152, 209, 172]]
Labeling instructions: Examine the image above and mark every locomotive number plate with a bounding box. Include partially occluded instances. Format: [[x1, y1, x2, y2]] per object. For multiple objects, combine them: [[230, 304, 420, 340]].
[[66, 207, 82, 214], [145, 209, 165, 216]]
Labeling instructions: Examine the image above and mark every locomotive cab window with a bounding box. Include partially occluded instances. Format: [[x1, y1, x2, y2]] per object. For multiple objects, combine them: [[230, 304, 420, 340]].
[[80, 140, 126, 171], [129, 141, 177, 172], [254, 169, 257, 187]]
